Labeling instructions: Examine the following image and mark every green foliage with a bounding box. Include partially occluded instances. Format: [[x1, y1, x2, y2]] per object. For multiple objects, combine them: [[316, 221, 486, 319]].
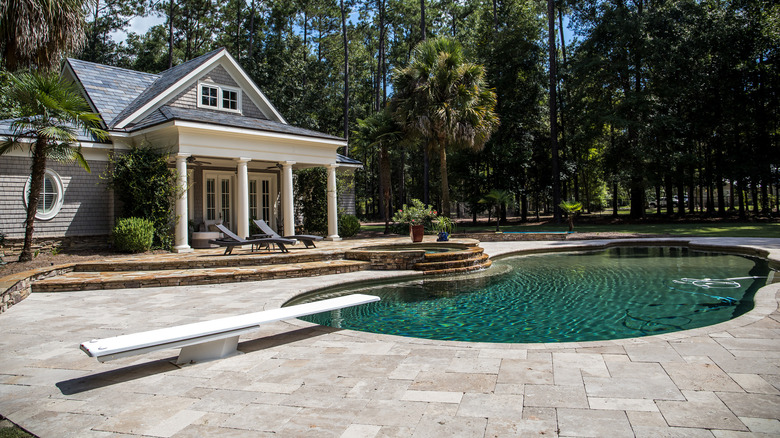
[[392, 199, 438, 227], [392, 36, 499, 216], [112, 217, 154, 253], [0, 0, 88, 71], [480, 189, 515, 232], [0, 70, 105, 262], [294, 167, 327, 234], [559, 201, 583, 232], [338, 214, 361, 238], [0, 423, 34, 438], [433, 216, 453, 234], [104, 144, 177, 250]]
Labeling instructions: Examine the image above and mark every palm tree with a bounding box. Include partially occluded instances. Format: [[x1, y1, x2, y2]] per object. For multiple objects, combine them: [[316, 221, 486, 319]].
[[0, 0, 89, 71], [559, 200, 583, 232], [392, 36, 499, 217], [480, 189, 513, 232], [0, 71, 105, 262], [353, 108, 402, 233]]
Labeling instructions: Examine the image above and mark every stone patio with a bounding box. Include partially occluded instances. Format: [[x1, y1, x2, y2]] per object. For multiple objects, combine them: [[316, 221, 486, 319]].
[[0, 237, 778, 437]]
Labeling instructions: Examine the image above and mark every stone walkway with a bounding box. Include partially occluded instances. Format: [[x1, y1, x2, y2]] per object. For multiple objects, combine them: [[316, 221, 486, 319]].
[[0, 238, 779, 437]]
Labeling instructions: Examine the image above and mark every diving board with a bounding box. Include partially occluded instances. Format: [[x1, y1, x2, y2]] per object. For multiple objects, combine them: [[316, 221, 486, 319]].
[[80, 294, 380, 364]]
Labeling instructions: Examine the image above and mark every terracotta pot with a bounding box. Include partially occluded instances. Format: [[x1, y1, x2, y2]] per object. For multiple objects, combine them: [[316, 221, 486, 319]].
[[410, 224, 424, 242]]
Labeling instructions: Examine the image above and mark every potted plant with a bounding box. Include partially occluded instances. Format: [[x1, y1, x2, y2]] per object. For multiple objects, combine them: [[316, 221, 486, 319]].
[[434, 216, 453, 241], [392, 199, 437, 242]]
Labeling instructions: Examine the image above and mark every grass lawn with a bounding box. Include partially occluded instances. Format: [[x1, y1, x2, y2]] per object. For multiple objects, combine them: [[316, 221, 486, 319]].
[[362, 220, 780, 238]]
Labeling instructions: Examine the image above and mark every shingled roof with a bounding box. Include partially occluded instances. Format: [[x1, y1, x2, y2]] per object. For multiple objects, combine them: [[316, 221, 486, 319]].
[[66, 59, 159, 127], [65, 48, 346, 144]]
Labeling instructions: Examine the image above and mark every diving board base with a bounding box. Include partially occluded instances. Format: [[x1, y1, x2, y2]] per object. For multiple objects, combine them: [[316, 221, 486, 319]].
[[176, 336, 242, 365]]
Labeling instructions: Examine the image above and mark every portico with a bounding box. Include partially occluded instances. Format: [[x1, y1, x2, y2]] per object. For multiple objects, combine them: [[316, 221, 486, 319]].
[[159, 122, 348, 252]]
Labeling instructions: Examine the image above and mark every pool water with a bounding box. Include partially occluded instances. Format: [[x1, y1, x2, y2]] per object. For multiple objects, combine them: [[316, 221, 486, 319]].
[[296, 247, 772, 343]]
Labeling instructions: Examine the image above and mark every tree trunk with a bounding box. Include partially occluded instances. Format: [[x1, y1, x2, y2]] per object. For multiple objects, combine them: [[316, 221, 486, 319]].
[[340, 0, 350, 149], [167, 0, 174, 69], [665, 176, 674, 216], [248, 0, 255, 58], [612, 182, 618, 217], [547, 0, 561, 222], [420, 0, 429, 204], [738, 180, 745, 218], [19, 138, 48, 262], [235, 0, 241, 60], [420, 0, 426, 41], [380, 144, 391, 233], [677, 178, 685, 217], [376, 0, 385, 113], [439, 144, 450, 216]]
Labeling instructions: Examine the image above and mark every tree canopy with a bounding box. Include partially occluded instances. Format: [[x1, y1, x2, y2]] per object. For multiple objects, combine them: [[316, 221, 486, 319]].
[[2, 0, 777, 223]]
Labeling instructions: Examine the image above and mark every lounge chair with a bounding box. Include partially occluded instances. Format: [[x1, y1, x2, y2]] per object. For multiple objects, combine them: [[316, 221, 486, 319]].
[[253, 219, 324, 249], [210, 224, 297, 255]]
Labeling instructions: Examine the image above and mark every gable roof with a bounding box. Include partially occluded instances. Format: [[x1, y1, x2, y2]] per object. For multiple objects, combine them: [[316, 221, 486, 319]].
[[109, 48, 225, 128], [63, 49, 352, 146], [65, 59, 159, 127], [66, 47, 288, 131], [129, 105, 344, 142]]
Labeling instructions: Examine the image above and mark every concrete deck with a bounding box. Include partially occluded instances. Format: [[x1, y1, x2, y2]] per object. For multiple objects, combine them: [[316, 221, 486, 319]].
[[1, 237, 779, 437]]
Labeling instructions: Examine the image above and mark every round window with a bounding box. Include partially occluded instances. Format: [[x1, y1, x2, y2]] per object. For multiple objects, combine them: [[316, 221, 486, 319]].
[[23, 169, 64, 220]]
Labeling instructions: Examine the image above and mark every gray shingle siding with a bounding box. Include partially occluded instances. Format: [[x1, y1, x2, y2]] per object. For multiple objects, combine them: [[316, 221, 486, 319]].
[[0, 157, 112, 239], [168, 84, 198, 110], [166, 66, 267, 120], [241, 92, 266, 119], [201, 65, 238, 87]]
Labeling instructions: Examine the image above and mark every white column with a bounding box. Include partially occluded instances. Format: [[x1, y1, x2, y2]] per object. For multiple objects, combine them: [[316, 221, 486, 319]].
[[326, 163, 341, 241], [173, 153, 193, 253], [236, 157, 251, 239], [282, 161, 295, 236]]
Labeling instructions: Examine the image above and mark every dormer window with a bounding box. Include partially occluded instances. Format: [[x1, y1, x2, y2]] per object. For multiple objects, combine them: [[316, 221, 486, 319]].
[[198, 82, 241, 113]]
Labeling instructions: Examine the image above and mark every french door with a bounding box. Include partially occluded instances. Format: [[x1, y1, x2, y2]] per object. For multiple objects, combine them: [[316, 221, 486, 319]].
[[204, 172, 234, 231], [249, 175, 277, 230]]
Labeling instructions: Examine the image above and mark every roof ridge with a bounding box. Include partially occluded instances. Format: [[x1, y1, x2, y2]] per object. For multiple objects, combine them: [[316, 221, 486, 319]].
[[156, 47, 226, 76]]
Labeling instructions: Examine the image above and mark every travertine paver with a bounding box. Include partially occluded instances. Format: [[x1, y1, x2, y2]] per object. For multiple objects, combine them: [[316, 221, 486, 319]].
[[0, 237, 778, 437]]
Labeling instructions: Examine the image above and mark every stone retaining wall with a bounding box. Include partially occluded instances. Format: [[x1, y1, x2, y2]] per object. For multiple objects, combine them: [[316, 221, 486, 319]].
[[1, 235, 110, 258], [0, 265, 75, 313]]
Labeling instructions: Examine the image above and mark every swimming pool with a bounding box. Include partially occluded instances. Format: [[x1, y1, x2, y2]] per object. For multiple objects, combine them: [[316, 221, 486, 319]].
[[292, 247, 773, 343]]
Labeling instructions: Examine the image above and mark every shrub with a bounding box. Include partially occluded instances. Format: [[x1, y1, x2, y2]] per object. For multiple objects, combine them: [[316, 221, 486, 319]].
[[113, 217, 154, 253], [104, 144, 177, 250], [339, 215, 361, 237], [294, 168, 327, 234]]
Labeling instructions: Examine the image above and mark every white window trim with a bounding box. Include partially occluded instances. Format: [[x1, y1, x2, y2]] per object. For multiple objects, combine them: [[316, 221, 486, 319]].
[[23, 169, 65, 221], [197, 82, 242, 114]]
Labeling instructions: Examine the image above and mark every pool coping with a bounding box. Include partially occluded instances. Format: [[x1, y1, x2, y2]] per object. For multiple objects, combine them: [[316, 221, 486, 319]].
[[280, 237, 780, 350]]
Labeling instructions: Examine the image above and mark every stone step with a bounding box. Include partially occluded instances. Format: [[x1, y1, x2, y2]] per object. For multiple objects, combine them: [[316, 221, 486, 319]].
[[73, 251, 343, 272], [414, 253, 490, 272], [33, 260, 370, 292], [422, 246, 484, 262], [422, 259, 493, 276]]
